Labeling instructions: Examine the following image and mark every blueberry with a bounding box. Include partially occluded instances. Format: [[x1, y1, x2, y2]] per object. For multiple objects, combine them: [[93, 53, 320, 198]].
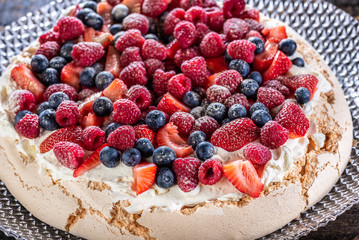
[[201, 98, 211, 109], [192, 87, 206, 99], [221, 118, 231, 126], [95, 71, 114, 90], [145, 110, 166, 130], [92, 97, 113, 117], [190, 106, 205, 119], [49, 56, 67, 71], [183, 91, 201, 108], [292, 57, 305, 67], [122, 148, 142, 167], [110, 23, 124, 35], [228, 104, 247, 120], [240, 79, 259, 98], [39, 109, 60, 130], [206, 103, 227, 122], [48, 92, 69, 109], [100, 146, 121, 168], [37, 101, 53, 115], [229, 59, 250, 77], [156, 167, 175, 189], [41, 68, 60, 86], [14, 110, 33, 125], [188, 131, 206, 148], [60, 43, 74, 62], [251, 110, 272, 127], [91, 62, 104, 73], [112, 4, 129, 23], [84, 12, 104, 30], [80, 67, 97, 87], [295, 87, 311, 104], [152, 146, 176, 166], [145, 33, 159, 41], [83, 1, 97, 11], [76, 8, 95, 22], [196, 142, 215, 161], [105, 122, 122, 137], [224, 49, 233, 62], [249, 102, 269, 116], [31, 54, 49, 73], [135, 138, 154, 158], [279, 39, 297, 56], [248, 71, 262, 85], [248, 37, 264, 54]]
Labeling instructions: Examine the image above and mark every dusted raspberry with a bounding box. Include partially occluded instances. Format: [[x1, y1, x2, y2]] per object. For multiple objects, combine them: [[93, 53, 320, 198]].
[[240, 9, 261, 22], [120, 47, 142, 67], [263, 80, 290, 98], [83, 126, 106, 151], [198, 158, 223, 185], [153, 69, 176, 96], [227, 40, 256, 63], [39, 31, 60, 44], [157, 93, 191, 116], [245, 30, 265, 42], [206, 85, 231, 104], [184, 6, 207, 25], [8, 90, 36, 114], [127, 85, 152, 110], [244, 19, 264, 32], [219, 34, 229, 46], [35, 41, 60, 60], [56, 16, 85, 41], [142, 40, 167, 61], [174, 21, 196, 48], [260, 121, 289, 149], [119, 61, 148, 87], [15, 114, 40, 139], [163, 8, 186, 35], [223, 0, 245, 18], [203, 0, 217, 7], [194, 23, 210, 45], [40, 126, 83, 153], [174, 47, 200, 67], [107, 125, 136, 151], [134, 124, 156, 146], [168, 74, 192, 100], [72, 42, 105, 67], [223, 18, 249, 41], [113, 99, 141, 125], [53, 141, 84, 169], [215, 70, 242, 94], [179, 0, 203, 10], [191, 116, 220, 137], [123, 13, 149, 35], [55, 100, 80, 127], [78, 89, 97, 101], [199, 32, 226, 58], [205, 7, 225, 32], [257, 87, 285, 110], [169, 112, 195, 136], [44, 84, 79, 102], [243, 143, 272, 166], [144, 59, 165, 78], [181, 56, 208, 87], [115, 29, 145, 52], [173, 157, 201, 192], [142, 0, 168, 17], [224, 93, 250, 110]]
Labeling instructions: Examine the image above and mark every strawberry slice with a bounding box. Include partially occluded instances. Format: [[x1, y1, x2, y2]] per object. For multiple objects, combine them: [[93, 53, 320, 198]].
[[10, 64, 46, 103], [166, 39, 180, 60], [157, 93, 190, 116], [79, 100, 105, 128], [122, 0, 141, 13], [205, 56, 229, 74], [73, 144, 109, 178], [104, 46, 122, 78], [262, 51, 292, 83], [254, 164, 265, 178], [97, 2, 113, 32], [132, 162, 157, 195], [156, 122, 194, 158], [253, 39, 278, 72], [61, 62, 83, 91], [40, 126, 83, 153], [277, 74, 319, 98], [223, 160, 264, 198], [103, 78, 128, 102], [265, 25, 287, 43], [206, 73, 220, 89], [83, 27, 113, 48]]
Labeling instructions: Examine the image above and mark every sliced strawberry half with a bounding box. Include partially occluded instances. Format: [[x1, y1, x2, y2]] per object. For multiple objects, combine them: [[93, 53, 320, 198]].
[[157, 93, 190, 116], [83, 27, 113, 48], [253, 39, 278, 72], [264, 25, 287, 43], [278, 74, 319, 98], [104, 46, 122, 78], [103, 78, 128, 102], [166, 39, 180, 60], [205, 56, 229, 74], [122, 0, 141, 13], [223, 160, 264, 198], [262, 51, 292, 83], [40, 126, 83, 153], [79, 100, 105, 128], [206, 73, 220, 89], [61, 62, 83, 91], [132, 162, 157, 195]]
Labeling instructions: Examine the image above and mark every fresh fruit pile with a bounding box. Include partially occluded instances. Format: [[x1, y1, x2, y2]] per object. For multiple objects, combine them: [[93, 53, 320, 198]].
[[8, 0, 318, 198]]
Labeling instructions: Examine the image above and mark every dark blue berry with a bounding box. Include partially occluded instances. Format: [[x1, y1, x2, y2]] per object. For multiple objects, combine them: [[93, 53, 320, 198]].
[[240, 79, 259, 98], [183, 91, 201, 108], [83, 1, 97, 11], [248, 37, 265, 54], [76, 8, 95, 22], [95, 71, 114, 90], [135, 138, 154, 158], [292, 57, 305, 67], [105, 122, 122, 137], [196, 141, 215, 161], [122, 148, 142, 167], [188, 131, 206, 148], [156, 167, 175, 189], [110, 23, 124, 35], [221, 118, 231, 126], [112, 4, 129, 23], [84, 12, 104, 30], [279, 39, 297, 56], [80, 67, 97, 87], [145, 110, 166, 130], [37, 101, 53, 115], [295, 87, 311, 104], [92, 97, 113, 117], [100, 146, 121, 168], [14, 110, 33, 125], [31, 54, 49, 73], [248, 71, 262, 85], [201, 98, 211, 109], [145, 33, 159, 41], [229, 59, 250, 77], [190, 106, 205, 119], [152, 146, 176, 166], [249, 102, 269, 116], [49, 56, 67, 71], [251, 110, 272, 127], [48, 92, 69, 109], [41, 68, 60, 86], [60, 43, 74, 62], [192, 87, 206, 99], [224, 49, 233, 62], [228, 104, 247, 120], [91, 62, 104, 73], [206, 103, 226, 122], [39, 109, 60, 130]]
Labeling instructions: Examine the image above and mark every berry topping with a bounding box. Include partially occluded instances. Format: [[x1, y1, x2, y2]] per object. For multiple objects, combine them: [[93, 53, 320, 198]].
[[115, 29, 145, 52], [56, 16, 85, 41], [60, 42, 74, 62], [84, 12, 104, 30], [107, 125, 136, 151], [145, 110, 166, 130], [55, 100, 80, 127], [198, 158, 223, 185], [41, 68, 60, 86], [168, 74, 192, 100], [113, 99, 141, 125], [8, 90, 36, 114], [278, 74, 318, 97], [37, 101, 52, 114], [31, 54, 49, 73], [253, 39, 278, 72], [83, 126, 106, 151], [142, 0, 168, 17], [123, 13, 149, 34], [157, 93, 191, 116], [206, 103, 227, 123], [173, 157, 201, 192], [214, 70, 242, 94], [60, 62, 83, 91], [144, 58, 165, 78], [278, 39, 297, 56], [35, 41, 61, 61], [40, 126, 83, 153], [80, 67, 97, 87], [15, 113, 40, 139], [205, 7, 225, 32], [53, 141, 84, 169], [111, 4, 129, 22], [188, 130, 206, 148], [227, 39, 256, 63], [39, 31, 60, 44], [260, 121, 289, 149], [295, 87, 311, 104], [243, 143, 272, 165], [156, 166, 175, 189], [103, 78, 128, 102], [120, 47, 142, 67], [153, 146, 177, 166], [263, 80, 290, 98], [174, 21, 196, 48], [132, 162, 157, 195], [174, 46, 200, 67], [127, 85, 152, 110], [292, 57, 305, 67], [190, 106, 205, 119], [249, 102, 268, 116], [122, 148, 142, 166], [163, 8, 186, 35], [229, 59, 250, 77], [134, 124, 156, 146], [181, 56, 208, 87], [195, 141, 215, 161], [191, 116, 220, 137], [223, 18, 248, 41], [44, 83, 78, 102], [185, 6, 207, 25], [239, 79, 259, 98], [142, 39, 167, 61], [135, 138, 154, 158], [199, 32, 226, 58], [72, 42, 105, 68], [248, 37, 265, 54], [223, 0, 245, 18], [262, 51, 292, 82], [224, 93, 250, 110], [48, 56, 66, 72], [251, 109, 272, 127], [228, 104, 247, 120], [183, 91, 201, 108], [257, 87, 285, 110], [105, 122, 122, 137], [119, 61, 148, 87], [48, 92, 69, 109], [153, 69, 177, 96], [169, 112, 195, 137]]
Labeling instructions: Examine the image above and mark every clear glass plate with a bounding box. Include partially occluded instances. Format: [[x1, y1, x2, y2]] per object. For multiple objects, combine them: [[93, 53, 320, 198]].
[[0, 0, 358, 239]]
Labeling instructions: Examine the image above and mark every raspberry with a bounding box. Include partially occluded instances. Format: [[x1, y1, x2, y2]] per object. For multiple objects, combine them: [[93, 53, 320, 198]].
[[35, 41, 60, 60], [43, 83, 78, 101], [223, 0, 245, 18], [142, 0, 168, 17], [260, 121, 289, 149], [205, 7, 225, 32], [224, 93, 250, 110], [240, 9, 261, 22], [153, 69, 176, 96], [119, 61, 148, 87], [257, 87, 285, 110], [39, 31, 60, 44], [168, 74, 192, 100], [263, 80, 290, 98], [215, 70, 242, 94], [120, 47, 142, 67], [106, 0, 122, 6], [227, 40, 256, 63], [53, 141, 84, 169], [164, 59, 177, 71], [277, 74, 319, 97], [169, 112, 195, 136], [78, 89, 97, 101], [141, 40, 167, 61], [199, 32, 226, 58], [191, 116, 219, 137], [206, 85, 231, 104], [107, 125, 136, 151], [144, 59, 165, 78], [113, 99, 141, 125], [163, 8, 186, 35], [127, 85, 152, 110], [245, 30, 265, 42], [174, 47, 200, 67], [115, 29, 145, 52], [181, 56, 207, 87], [15, 114, 40, 139], [243, 143, 271, 166], [223, 18, 249, 41], [83, 126, 106, 151], [244, 19, 264, 32], [173, 157, 201, 192], [174, 21, 196, 48], [134, 124, 156, 146], [198, 158, 223, 185], [184, 6, 207, 25], [72, 42, 105, 67], [56, 16, 85, 41], [179, 0, 203, 10], [8, 90, 36, 114], [203, 0, 217, 7], [123, 13, 149, 35], [194, 23, 210, 45], [55, 100, 80, 127]]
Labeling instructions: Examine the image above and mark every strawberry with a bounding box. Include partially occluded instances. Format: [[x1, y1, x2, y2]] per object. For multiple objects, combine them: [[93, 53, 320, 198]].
[[206, 73, 219, 89], [211, 118, 260, 152], [264, 25, 287, 43], [10, 64, 46, 103], [166, 39, 181, 59], [61, 62, 83, 91], [122, 0, 142, 13], [79, 100, 105, 128], [253, 39, 278, 72], [205, 56, 229, 74], [97, 2, 113, 31], [277, 74, 319, 97], [40, 126, 83, 153], [223, 160, 264, 198], [104, 46, 122, 78], [157, 93, 191, 116], [262, 51, 292, 82], [156, 122, 194, 158], [173, 157, 201, 192], [83, 27, 113, 48], [72, 42, 105, 68], [257, 87, 285, 110], [73, 144, 109, 178], [56, 16, 85, 41], [132, 162, 157, 195], [103, 78, 128, 102]]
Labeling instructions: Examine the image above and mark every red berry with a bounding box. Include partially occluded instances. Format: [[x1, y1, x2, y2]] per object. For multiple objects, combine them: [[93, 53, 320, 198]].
[[55, 100, 80, 127], [164, 59, 177, 71], [224, 93, 250, 110], [142, 0, 168, 17], [134, 124, 156, 146], [168, 74, 192, 100], [198, 158, 223, 185], [169, 112, 195, 136], [8, 90, 36, 114], [44, 84, 78, 102], [277, 74, 319, 97], [260, 121, 289, 149], [257, 87, 285, 110], [157, 93, 191, 116], [132, 162, 157, 195], [144, 59, 165, 78], [106, 0, 121, 6], [166, 39, 181, 60], [39, 31, 60, 44], [223, 0, 245, 18], [205, 56, 229, 74], [173, 157, 201, 192], [243, 143, 272, 166], [53, 141, 84, 169], [120, 47, 142, 67], [206, 85, 231, 104], [262, 51, 292, 82], [72, 42, 105, 68], [179, 0, 203, 10], [263, 80, 290, 98], [153, 69, 176, 96], [35, 41, 60, 60], [184, 6, 207, 25], [113, 99, 141, 125], [107, 125, 136, 151], [103, 78, 128, 102], [191, 116, 220, 137], [214, 70, 242, 94], [78, 89, 97, 101], [163, 8, 186, 35], [181, 56, 208, 87], [199, 32, 226, 58], [203, 0, 217, 7], [174, 21, 196, 48], [240, 9, 261, 22], [253, 39, 279, 72], [245, 30, 265, 42], [194, 23, 210, 45], [119, 61, 148, 87], [244, 18, 264, 32], [123, 13, 149, 35], [115, 29, 145, 52], [105, 45, 121, 78], [56, 16, 85, 41], [174, 47, 200, 67], [15, 114, 40, 139], [60, 62, 83, 91], [227, 39, 256, 63], [40, 126, 83, 153], [83, 126, 106, 151], [205, 7, 225, 32], [223, 18, 248, 41], [127, 85, 152, 110], [141, 39, 167, 61]]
